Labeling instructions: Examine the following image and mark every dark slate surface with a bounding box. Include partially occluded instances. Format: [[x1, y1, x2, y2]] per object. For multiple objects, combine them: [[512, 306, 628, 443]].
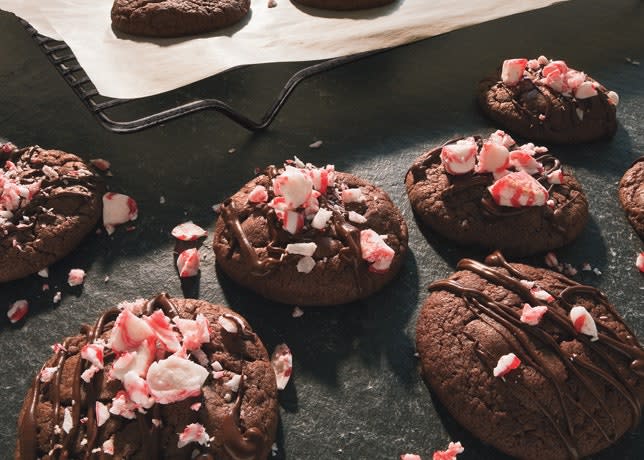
[[0, 0, 642, 458]]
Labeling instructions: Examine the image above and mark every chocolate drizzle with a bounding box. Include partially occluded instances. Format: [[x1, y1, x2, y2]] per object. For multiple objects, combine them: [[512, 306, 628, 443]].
[[429, 252, 643, 459], [19, 293, 271, 460]]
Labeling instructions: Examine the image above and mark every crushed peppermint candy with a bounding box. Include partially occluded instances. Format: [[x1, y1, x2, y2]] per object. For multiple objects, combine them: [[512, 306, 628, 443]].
[[38, 267, 49, 278], [271, 343, 293, 390], [177, 423, 210, 448], [103, 192, 138, 235], [360, 229, 395, 273], [103, 437, 115, 455], [285, 242, 317, 257], [81, 343, 105, 369], [531, 286, 555, 303], [493, 353, 521, 378], [520, 304, 548, 326], [296, 256, 316, 274], [95, 401, 110, 427], [62, 407, 73, 433], [7, 299, 28, 323], [147, 354, 209, 404], [400, 455, 422, 460], [441, 139, 477, 175], [488, 171, 548, 207], [248, 185, 269, 204], [432, 441, 464, 460], [636, 252, 644, 273], [570, 306, 599, 341], [171, 221, 207, 241], [177, 248, 200, 278], [292, 306, 304, 318], [89, 159, 111, 172], [53, 291, 62, 304], [68, 268, 86, 287], [40, 366, 59, 383], [309, 140, 323, 149], [544, 252, 559, 268]]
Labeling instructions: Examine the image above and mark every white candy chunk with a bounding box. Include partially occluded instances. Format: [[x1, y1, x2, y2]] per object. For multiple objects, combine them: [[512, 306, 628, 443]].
[[171, 221, 207, 241], [110, 339, 155, 381], [476, 142, 509, 173], [224, 373, 242, 393], [341, 188, 364, 203], [569, 306, 599, 341], [311, 208, 333, 229], [177, 423, 210, 448], [81, 343, 105, 369], [123, 371, 155, 409], [147, 355, 209, 404], [501, 58, 528, 86], [520, 304, 548, 326], [607, 91, 619, 105], [286, 242, 317, 257], [211, 361, 223, 372], [360, 229, 395, 273], [146, 310, 181, 353], [271, 344, 293, 390], [440, 141, 477, 175], [537, 55, 549, 65], [273, 166, 313, 209], [218, 315, 239, 334], [248, 185, 269, 204], [493, 353, 521, 378], [62, 407, 73, 433], [102, 193, 138, 235], [296, 256, 316, 274], [67, 268, 86, 287], [348, 211, 367, 224], [38, 268, 49, 278], [103, 437, 115, 455], [547, 170, 564, 185], [574, 81, 598, 99], [576, 108, 585, 120], [81, 365, 100, 383], [95, 402, 110, 427], [109, 392, 137, 419], [282, 210, 303, 234], [565, 70, 586, 90], [637, 252, 644, 273], [109, 309, 155, 353], [40, 366, 59, 383], [173, 314, 210, 351], [177, 248, 200, 278]]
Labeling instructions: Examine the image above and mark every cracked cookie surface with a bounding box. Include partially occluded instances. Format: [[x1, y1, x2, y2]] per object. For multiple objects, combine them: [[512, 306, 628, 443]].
[[618, 157, 644, 240]]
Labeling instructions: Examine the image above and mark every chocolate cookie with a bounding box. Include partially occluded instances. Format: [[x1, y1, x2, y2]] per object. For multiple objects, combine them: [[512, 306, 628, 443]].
[[618, 157, 644, 239], [479, 56, 618, 143], [405, 131, 589, 257], [292, 0, 395, 10], [213, 159, 408, 306], [111, 0, 251, 38], [15, 294, 278, 460], [0, 145, 103, 283], [416, 252, 644, 460]]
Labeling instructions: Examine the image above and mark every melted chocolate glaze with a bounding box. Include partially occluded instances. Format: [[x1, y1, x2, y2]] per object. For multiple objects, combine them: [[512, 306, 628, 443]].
[[428, 252, 643, 459], [19, 294, 270, 460]]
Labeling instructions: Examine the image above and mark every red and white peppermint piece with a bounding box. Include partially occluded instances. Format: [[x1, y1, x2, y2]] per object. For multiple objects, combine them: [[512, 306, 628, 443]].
[[248, 185, 269, 204], [400, 455, 421, 460], [489, 130, 515, 148], [146, 310, 181, 353], [520, 303, 548, 326], [574, 81, 598, 99], [607, 91, 619, 105], [281, 210, 304, 235], [307, 165, 334, 194], [488, 171, 548, 207], [537, 55, 549, 65], [273, 166, 313, 209], [360, 229, 395, 273], [341, 188, 364, 203], [493, 353, 521, 378], [543, 60, 568, 77], [286, 242, 317, 257], [7, 299, 28, 323], [637, 252, 644, 272], [103, 192, 138, 235], [311, 208, 333, 229], [62, 407, 73, 433], [81, 343, 105, 369], [476, 141, 509, 173], [569, 305, 599, 341], [96, 401, 110, 427], [171, 221, 207, 241], [177, 248, 200, 278], [177, 423, 210, 448], [109, 309, 155, 353], [547, 169, 564, 185], [67, 268, 86, 287], [501, 58, 528, 86], [565, 70, 586, 91], [440, 140, 477, 175], [89, 159, 111, 171], [432, 441, 464, 460], [531, 286, 555, 303], [173, 314, 210, 351], [109, 391, 137, 420], [509, 150, 543, 175], [147, 355, 209, 404], [123, 370, 155, 409], [0, 142, 16, 153], [102, 437, 115, 455], [40, 366, 59, 383], [81, 365, 100, 383], [527, 59, 540, 70], [271, 343, 293, 390]]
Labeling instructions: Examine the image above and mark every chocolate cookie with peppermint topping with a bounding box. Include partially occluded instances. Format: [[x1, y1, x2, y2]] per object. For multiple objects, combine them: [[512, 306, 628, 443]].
[[416, 252, 644, 460], [618, 157, 644, 240], [213, 159, 408, 306], [15, 294, 279, 460], [0, 144, 103, 283], [479, 56, 619, 143], [405, 131, 589, 257]]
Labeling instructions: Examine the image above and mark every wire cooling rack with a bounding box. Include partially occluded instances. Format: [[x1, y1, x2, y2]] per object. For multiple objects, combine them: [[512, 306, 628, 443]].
[[22, 21, 383, 134]]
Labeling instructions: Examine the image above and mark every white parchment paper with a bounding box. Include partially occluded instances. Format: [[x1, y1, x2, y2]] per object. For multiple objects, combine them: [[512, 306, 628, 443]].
[[0, 0, 564, 99]]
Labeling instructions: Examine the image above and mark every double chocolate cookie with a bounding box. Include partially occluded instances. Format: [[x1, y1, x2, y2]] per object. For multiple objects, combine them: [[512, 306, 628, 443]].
[[405, 131, 589, 257], [0, 145, 103, 283], [416, 252, 643, 460], [618, 157, 644, 239], [479, 56, 618, 143], [292, 0, 396, 10], [213, 159, 408, 305], [15, 294, 278, 460], [111, 0, 251, 38]]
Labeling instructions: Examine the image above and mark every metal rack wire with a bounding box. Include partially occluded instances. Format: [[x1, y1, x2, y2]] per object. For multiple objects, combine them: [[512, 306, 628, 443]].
[[22, 21, 383, 134]]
